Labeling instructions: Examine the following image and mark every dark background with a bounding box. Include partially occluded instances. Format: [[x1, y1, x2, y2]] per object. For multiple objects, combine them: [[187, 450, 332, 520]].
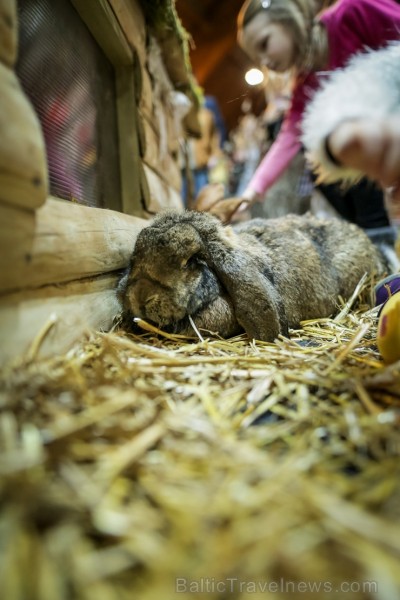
[[175, 0, 267, 134]]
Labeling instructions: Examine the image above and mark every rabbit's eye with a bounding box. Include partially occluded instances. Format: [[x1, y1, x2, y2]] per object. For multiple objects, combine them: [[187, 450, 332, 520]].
[[181, 254, 199, 269]]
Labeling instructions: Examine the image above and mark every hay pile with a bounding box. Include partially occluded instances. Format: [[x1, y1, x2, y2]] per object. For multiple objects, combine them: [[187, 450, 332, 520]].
[[1, 280, 400, 600]]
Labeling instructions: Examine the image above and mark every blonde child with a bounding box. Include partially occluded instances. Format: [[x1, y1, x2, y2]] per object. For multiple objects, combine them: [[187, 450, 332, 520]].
[[236, 0, 400, 243]]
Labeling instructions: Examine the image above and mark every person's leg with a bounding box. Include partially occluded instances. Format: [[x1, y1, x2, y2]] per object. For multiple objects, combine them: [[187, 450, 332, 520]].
[[314, 175, 391, 228], [315, 180, 356, 223], [332, 179, 398, 269], [313, 175, 398, 270], [343, 178, 390, 230]]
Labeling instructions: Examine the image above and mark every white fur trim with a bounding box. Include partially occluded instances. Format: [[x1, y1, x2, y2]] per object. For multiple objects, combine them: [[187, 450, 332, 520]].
[[302, 43, 400, 183]]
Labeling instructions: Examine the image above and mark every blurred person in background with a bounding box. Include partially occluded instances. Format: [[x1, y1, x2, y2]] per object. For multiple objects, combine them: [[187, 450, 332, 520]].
[[181, 96, 227, 206]]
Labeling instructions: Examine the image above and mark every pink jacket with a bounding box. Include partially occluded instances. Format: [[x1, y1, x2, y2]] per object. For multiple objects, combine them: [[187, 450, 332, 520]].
[[246, 0, 400, 197]]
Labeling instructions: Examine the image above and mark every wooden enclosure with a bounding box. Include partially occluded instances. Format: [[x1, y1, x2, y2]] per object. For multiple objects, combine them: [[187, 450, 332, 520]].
[[0, 0, 200, 363]]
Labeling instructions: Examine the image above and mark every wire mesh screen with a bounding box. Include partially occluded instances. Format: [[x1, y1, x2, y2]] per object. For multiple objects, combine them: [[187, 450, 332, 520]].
[[16, 0, 121, 208]]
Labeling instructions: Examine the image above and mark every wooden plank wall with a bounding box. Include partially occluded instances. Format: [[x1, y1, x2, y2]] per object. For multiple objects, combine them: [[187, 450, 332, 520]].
[[0, 199, 146, 364], [110, 0, 185, 214]]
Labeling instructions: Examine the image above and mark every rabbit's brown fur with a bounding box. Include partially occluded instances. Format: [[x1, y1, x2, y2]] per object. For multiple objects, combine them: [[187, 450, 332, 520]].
[[119, 210, 386, 342]]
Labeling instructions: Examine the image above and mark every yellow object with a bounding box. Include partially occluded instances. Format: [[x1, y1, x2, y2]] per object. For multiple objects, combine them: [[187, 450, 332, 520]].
[[377, 292, 400, 364]]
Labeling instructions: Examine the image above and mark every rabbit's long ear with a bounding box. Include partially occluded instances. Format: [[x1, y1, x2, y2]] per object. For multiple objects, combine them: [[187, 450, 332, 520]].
[[202, 235, 288, 342]]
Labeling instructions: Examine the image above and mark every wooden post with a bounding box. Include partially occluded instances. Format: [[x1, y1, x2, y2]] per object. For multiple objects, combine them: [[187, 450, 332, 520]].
[[0, 0, 17, 67], [0, 0, 48, 210]]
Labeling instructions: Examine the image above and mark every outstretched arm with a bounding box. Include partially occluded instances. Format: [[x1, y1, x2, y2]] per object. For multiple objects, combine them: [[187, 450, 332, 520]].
[[243, 116, 302, 203]]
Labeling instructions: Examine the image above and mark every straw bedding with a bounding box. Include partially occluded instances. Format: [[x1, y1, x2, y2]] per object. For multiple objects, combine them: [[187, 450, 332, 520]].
[[0, 277, 399, 600]]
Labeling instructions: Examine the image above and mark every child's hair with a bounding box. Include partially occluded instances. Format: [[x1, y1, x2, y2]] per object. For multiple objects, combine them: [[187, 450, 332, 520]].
[[237, 0, 328, 72]]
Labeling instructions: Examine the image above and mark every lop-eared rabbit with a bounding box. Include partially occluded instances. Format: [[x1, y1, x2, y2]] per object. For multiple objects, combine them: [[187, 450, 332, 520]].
[[118, 210, 386, 342]]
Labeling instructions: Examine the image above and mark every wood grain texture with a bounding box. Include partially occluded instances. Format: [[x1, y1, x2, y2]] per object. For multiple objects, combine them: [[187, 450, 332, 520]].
[[141, 112, 182, 193], [0, 63, 48, 210], [0, 0, 17, 67], [71, 0, 132, 66], [0, 274, 122, 364], [115, 67, 144, 217], [0, 197, 148, 294], [143, 165, 183, 214], [108, 0, 146, 62]]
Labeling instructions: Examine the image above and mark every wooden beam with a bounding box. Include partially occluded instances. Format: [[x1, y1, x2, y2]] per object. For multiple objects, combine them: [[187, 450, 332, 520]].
[[0, 0, 17, 68], [108, 0, 146, 64], [115, 65, 144, 216], [0, 63, 48, 210], [0, 0, 47, 210], [0, 197, 148, 294], [0, 274, 122, 365], [71, 0, 133, 66]]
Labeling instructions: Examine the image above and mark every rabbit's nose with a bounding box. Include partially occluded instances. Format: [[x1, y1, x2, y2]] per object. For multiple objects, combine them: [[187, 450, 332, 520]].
[[143, 294, 159, 308], [135, 279, 154, 301], [138, 292, 160, 317], [128, 279, 155, 314]]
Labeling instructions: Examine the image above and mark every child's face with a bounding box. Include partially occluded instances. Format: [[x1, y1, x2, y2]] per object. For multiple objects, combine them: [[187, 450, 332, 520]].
[[240, 11, 295, 73]]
